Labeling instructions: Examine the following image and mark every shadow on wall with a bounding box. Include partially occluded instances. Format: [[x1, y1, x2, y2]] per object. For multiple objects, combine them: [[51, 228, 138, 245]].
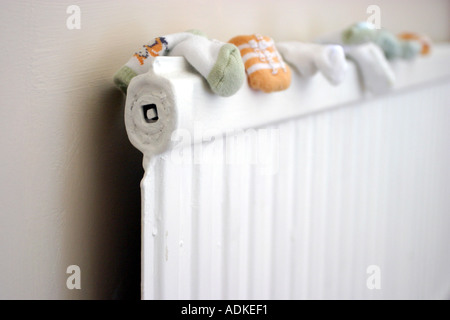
[[62, 84, 143, 299]]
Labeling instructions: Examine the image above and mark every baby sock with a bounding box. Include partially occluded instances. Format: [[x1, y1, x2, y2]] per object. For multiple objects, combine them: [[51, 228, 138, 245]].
[[113, 31, 200, 93], [341, 21, 378, 43], [277, 42, 318, 78], [169, 36, 245, 97], [277, 42, 348, 85], [114, 31, 245, 97], [344, 43, 395, 94], [342, 22, 402, 60], [398, 32, 432, 55], [399, 40, 422, 60], [228, 34, 292, 93], [372, 30, 402, 60], [345, 23, 424, 60]]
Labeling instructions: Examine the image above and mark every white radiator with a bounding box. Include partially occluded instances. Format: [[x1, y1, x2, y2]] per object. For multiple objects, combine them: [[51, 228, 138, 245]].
[[125, 45, 450, 300]]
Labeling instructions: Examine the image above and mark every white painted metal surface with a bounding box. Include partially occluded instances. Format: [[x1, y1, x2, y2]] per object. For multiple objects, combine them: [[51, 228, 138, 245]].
[[128, 46, 450, 300]]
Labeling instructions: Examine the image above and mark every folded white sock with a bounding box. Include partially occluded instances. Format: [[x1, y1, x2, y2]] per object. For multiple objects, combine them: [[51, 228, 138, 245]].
[[344, 43, 395, 94], [277, 42, 348, 85], [170, 36, 245, 97], [277, 42, 318, 77]]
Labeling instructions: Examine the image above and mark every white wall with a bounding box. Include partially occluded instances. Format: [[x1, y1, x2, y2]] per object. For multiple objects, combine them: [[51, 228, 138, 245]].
[[0, 0, 449, 299]]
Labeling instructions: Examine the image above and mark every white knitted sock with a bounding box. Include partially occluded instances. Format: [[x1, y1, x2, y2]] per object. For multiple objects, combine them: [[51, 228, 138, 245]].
[[277, 42, 348, 85], [344, 43, 395, 94], [169, 36, 245, 97]]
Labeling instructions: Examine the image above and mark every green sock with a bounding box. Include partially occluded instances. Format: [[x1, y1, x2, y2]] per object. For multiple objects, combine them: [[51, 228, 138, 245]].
[[400, 40, 421, 59], [342, 22, 402, 60]]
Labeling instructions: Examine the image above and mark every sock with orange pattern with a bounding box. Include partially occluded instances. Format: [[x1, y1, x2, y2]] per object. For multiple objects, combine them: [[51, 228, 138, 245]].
[[113, 30, 206, 93], [228, 34, 292, 93]]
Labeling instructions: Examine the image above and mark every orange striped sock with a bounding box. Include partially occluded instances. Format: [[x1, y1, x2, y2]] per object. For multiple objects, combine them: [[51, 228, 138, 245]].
[[229, 35, 291, 93]]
